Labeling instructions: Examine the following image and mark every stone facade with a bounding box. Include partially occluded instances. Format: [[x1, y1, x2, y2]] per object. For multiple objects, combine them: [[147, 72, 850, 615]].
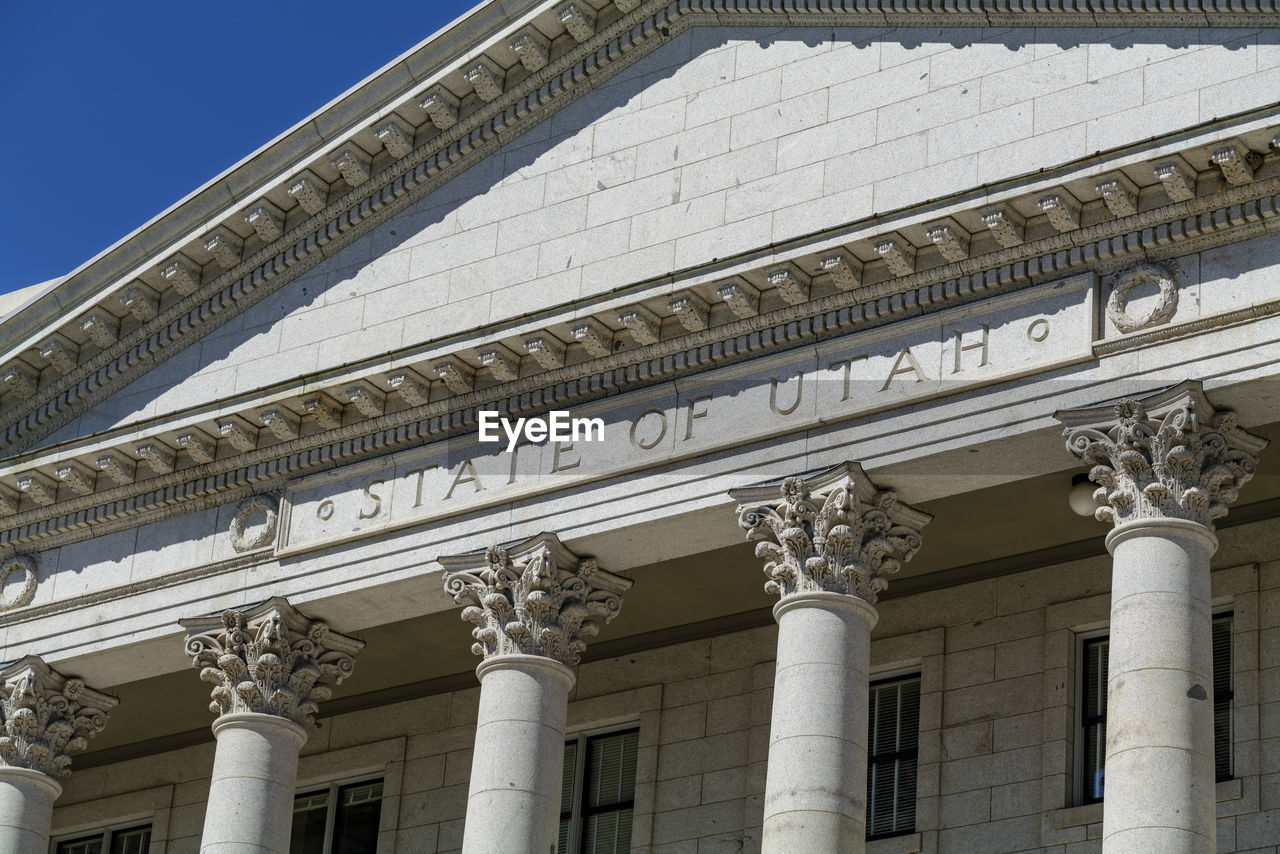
[[3, 3, 1280, 853]]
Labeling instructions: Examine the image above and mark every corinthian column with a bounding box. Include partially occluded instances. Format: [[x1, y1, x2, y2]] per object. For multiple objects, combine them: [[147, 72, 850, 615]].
[[732, 462, 930, 854], [1058, 381, 1266, 854], [0, 656, 117, 854], [182, 597, 364, 854], [439, 532, 632, 854]]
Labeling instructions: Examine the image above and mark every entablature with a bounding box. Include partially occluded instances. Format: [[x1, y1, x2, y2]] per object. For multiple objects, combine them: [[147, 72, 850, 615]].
[[0, 120, 1277, 558]]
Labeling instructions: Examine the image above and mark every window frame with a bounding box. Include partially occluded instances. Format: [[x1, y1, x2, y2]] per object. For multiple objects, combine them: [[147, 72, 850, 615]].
[[1073, 612, 1233, 807], [1073, 626, 1111, 806], [560, 723, 640, 854], [50, 820, 152, 854], [291, 773, 385, 854], [866, 671, 922, 841]]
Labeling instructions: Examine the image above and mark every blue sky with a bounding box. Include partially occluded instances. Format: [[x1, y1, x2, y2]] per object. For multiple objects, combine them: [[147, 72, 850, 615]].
[[0, 0, 481, 294]]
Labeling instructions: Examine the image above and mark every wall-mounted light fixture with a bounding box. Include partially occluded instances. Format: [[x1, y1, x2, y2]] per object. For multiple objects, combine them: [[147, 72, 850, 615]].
[[1069, 473, 1100, 517]]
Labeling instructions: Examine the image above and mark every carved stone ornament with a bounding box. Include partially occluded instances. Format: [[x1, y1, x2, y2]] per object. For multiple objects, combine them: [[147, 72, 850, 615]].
[[1057, 380, 1268, 529], [439, 532, 633, 666], [181, 597, 364, 727], [1106, 262, 1179, 334], [229, 494, 280, 552], [0, 555, 39, 611], [731, 462, 932, 604], [0, 656, 118, 777]]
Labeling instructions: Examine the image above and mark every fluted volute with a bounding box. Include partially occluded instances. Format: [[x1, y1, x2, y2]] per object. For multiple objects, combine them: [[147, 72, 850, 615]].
[[731, 462, 930, 854], [441, 531, 632, 666], [0, 656, 117, 778], [182, 596, 364, 727], [439, 532, 632, 854], [1057, 380, 1267, 854], [0, 657, 117, 854], [1060, 379, 1266, 529], [181, 597, 364, 854], [732, 460, 931, 603]]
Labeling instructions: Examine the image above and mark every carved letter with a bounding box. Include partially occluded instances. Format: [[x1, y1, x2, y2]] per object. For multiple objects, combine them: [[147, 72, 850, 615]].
[[630, 409, 668, 451], [445, 459, 485, 499], [881, 347, 928, 391], [507, 436, 532, 485], [952, 324, 990, 374], [770, 371, 804, 416], [406, 465, 439, 508], [830, 355, 868, 401], [684, 394, 712, 440], [359, 479, 384, 519], [552, 442, 581, 472]]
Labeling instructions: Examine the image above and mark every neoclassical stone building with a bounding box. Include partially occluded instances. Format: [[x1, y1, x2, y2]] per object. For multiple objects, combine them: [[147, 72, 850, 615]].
[[1, 2, 1278, 853]]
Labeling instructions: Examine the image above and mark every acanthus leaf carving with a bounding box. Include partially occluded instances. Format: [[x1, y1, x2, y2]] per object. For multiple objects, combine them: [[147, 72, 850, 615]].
[[1057, 381, 1268, 529], [0, 656, 117, 777], [440, 532, 632, 666], [732, 462, 930, 604], [181, 597, 364, 727]]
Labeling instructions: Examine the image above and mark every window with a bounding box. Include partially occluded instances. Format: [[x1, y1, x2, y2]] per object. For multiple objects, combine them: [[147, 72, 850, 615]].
[[866, 674, 920, 839], [291, 778, 383, 854], [1078, 613, 1233, 805], [54, 824, 151, 854], [559, 728, 639, 854]]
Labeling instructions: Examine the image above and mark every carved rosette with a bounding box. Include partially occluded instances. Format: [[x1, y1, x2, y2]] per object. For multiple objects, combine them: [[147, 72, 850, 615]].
[[181, 597, 364, 728], [0, 656, 118, 778], [1057, 381, 1267, 529], [732, 462, 931, 604], [440, 532, 632, 667]]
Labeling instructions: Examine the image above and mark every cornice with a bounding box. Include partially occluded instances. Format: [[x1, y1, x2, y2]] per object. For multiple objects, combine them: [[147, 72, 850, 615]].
[[2, 0, 1278, 455], [0, 132, 1276, 564]]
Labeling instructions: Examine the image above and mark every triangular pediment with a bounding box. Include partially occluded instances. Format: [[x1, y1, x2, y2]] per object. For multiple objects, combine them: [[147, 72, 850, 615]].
[[1, 0, 1277, 542], [3, 1, 1277, 457]]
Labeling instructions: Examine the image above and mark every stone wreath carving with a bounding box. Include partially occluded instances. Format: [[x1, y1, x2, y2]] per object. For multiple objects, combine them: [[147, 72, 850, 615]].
[[229, 494, 279, 552], [736, 470, 930, 604], [1106, 262, 1179, 333], [0, 556, 38, 611]]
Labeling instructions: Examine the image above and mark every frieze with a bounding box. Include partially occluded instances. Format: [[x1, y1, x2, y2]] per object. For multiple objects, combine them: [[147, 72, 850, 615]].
[[276, 276, 1093, 555], [0, 181, 1276, 557]]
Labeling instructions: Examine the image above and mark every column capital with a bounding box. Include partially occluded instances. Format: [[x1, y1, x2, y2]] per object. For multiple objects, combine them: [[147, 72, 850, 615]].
[[439, 532, 633, 667], [731, 461, 932, 604], [1056, 380, 1267, 530], [0, 656, 118, 778], [181, 596, 365, 728]]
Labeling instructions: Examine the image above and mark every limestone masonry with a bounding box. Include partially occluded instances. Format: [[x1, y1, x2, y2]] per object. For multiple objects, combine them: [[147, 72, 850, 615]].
[[2, 2, 1280, 853]]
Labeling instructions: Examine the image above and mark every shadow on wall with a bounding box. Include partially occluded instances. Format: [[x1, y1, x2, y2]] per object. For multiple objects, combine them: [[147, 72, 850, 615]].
[[44, 23, 1274, 444]]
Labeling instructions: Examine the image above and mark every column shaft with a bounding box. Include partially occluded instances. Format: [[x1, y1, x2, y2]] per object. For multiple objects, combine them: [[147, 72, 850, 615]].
[[462, 655, 575, 854], [199, 713, 307, 854], [0, 767, 61, 854], [763, 592, 876, 854], [1102, 519, 1218, 854]]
